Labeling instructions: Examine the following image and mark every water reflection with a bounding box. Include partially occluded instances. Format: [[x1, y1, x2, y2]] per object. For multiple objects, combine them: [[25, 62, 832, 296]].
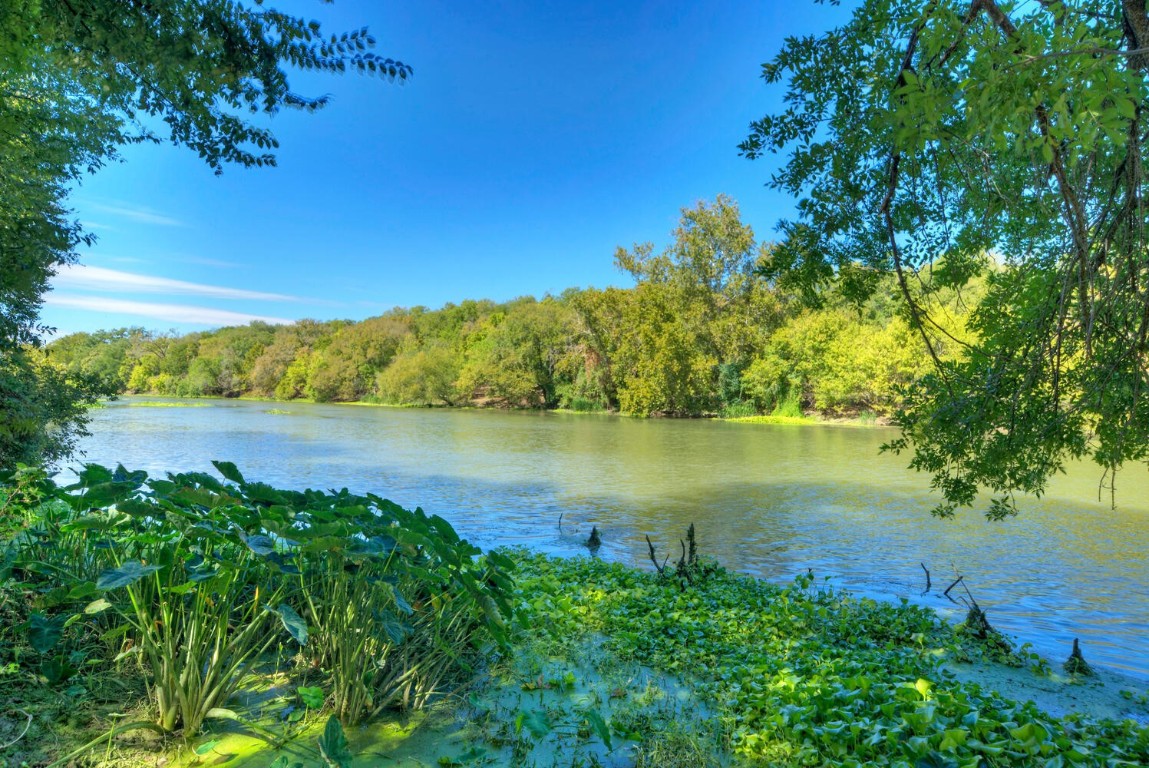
[[76, 398, 1149, 679]]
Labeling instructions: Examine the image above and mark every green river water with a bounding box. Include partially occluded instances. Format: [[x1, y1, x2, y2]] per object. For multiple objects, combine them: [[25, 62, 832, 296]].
[[77, 397, 1149, 679]]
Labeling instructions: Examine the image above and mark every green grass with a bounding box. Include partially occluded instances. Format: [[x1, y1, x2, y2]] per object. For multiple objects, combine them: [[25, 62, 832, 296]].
[[723, 414, 815, 426]]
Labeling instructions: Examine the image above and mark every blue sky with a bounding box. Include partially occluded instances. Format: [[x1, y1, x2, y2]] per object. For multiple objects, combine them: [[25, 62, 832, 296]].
[[43, 0, 846, 337]]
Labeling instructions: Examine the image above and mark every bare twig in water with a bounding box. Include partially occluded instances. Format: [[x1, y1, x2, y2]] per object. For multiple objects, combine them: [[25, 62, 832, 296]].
[[646, 535, 666, 576], [1, 709, 33, 749], [943, 575, 964, 604], [558, 513, 563, 533], [920, 562, 931, 594], [675, 539, 693, 586]]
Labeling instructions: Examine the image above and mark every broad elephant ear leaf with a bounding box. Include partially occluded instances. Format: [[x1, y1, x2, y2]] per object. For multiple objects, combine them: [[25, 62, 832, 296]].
[[318, 715, 352, 768], [585, 707, 612, 750], [97, 561, 162, 590], [244, 534, 276, 556], [211, 460, 246, 485], [28, 613, 65, 653], [270, 603, 308, 645]]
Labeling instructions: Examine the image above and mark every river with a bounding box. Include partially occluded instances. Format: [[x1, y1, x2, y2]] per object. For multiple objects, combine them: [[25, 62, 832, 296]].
[[74, 397, 1149, 679]]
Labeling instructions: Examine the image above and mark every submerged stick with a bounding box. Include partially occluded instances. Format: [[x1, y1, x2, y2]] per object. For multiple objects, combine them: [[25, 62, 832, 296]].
[[1064, 637, 1094, 676], [0, 709, 32, 750], [646, 535, 665, 575], [920, 563, 931, 593], [558, 512, 563, 533], [943, 575, 964, 603]]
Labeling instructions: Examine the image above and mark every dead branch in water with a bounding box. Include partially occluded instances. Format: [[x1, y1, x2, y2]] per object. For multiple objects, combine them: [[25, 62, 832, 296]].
[[675, 539, 694, 586], [1065, 637, 1094, 676], [645, 535, 668, 576], [943, 575, 964, 603], [586, 526, 601, 550], [920, 562, 931, 595]]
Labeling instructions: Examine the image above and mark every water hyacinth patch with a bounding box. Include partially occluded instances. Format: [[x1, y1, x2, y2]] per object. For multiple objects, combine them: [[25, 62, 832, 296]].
[[510, 551, 1149, 767]]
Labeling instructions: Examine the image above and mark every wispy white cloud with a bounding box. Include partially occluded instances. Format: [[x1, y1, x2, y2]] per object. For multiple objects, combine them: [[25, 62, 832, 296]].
[[53, 264, 298, 302], [88, 203, 185, 227], [45, 295, 293, 327], [79, 220, 116, 232], [85, 255, 147, 265], [178, 256, 240, 269]]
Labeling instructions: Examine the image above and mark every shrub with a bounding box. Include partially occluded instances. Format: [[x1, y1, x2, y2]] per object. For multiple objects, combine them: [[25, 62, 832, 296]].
[[2, 462, 515, 734]]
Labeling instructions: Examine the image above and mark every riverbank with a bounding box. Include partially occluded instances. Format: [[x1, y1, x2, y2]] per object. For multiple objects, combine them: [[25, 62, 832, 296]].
[[113, 393, 894, 428], [2, 539, 1146, 767]]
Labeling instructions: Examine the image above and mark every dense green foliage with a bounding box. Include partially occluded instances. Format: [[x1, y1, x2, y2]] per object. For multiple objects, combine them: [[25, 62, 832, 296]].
[[51, 198, 973, 419], [4, 469, 1147, 766], [744, 0, 1149, 516], [0, 0, 407, 468], [0, 463, 513, 740], [515, 552, 1149, 767]]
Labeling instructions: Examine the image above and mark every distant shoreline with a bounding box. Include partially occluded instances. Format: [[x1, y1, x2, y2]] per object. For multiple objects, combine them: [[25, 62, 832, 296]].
[[105, 393, 894, 428]]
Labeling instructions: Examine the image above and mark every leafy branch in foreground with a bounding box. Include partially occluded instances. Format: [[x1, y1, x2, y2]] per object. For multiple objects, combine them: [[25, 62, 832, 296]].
[[1, 0, 410, 468], [745, 0, 1149, 517]]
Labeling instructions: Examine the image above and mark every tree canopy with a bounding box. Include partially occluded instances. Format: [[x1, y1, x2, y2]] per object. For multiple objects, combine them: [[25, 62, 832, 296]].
[[0, 0, 409, 466], [47, 197, 962, 427], [744, 0, 1149, 517]]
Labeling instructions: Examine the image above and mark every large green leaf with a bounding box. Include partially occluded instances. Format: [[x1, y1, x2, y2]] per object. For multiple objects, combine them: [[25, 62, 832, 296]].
[[377, 610, 412, 644], [84, 598, 113, 615], [74, 481, 139, 510], [28, 613, 64, 653], [244, 534, 276, 556], [271, 603, 308, 645], [584, 707, 612, 750], [391, 584, 414, 616], [317, 715, 353, 768], [97, 561, 162, 591], [211, 460, 246, 485], [298, 686, 325, 709], [514, 708, 551, 738]]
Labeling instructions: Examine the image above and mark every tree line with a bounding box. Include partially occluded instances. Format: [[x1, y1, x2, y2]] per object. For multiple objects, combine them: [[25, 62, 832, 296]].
[[44, 198, 979, 419]]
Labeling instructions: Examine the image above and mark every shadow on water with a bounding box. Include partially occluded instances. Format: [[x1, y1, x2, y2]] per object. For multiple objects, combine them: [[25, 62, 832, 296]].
[[75, 398, 1149, 679]]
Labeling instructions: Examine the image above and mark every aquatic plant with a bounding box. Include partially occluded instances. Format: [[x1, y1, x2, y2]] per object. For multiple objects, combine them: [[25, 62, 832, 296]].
[[1, 462, 515, 738], [513, 551, 1149, 766]]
